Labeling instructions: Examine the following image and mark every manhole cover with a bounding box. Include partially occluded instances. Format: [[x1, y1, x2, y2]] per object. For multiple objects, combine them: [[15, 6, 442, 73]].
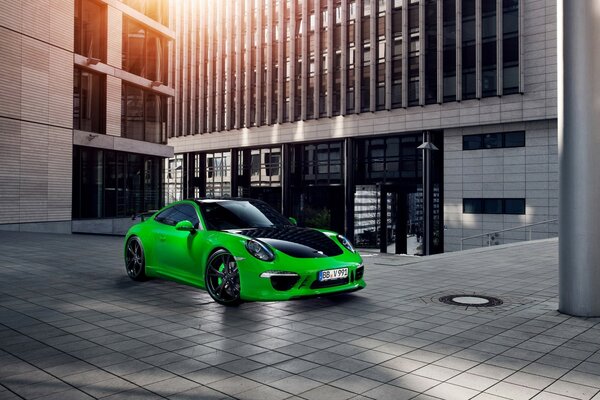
[[439, 294, 503, 307]]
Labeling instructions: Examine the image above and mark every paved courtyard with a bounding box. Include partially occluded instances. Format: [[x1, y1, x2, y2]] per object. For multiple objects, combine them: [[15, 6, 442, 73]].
[[0, 232, 599, 400]]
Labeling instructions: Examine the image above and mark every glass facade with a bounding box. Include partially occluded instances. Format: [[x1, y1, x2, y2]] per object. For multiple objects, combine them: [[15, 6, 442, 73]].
[[71, 0, 171, 231], [179, 0, 520, 135], [171, 132, 445, 254], [73, 147, 163, 219], [290, 141, 345, 232]]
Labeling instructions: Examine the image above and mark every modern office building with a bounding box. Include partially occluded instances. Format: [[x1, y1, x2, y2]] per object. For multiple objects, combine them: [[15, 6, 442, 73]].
[[166, 0, 557, 253], [0, 0, 174, 234], [0, 0, 557, 252]]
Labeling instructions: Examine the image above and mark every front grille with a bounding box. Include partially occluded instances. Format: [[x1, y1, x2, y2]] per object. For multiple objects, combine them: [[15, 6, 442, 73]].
[[310, 276, 349, 289]]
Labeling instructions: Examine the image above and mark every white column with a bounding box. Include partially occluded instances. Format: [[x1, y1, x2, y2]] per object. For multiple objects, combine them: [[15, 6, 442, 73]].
[[558, 0, 600, 317]]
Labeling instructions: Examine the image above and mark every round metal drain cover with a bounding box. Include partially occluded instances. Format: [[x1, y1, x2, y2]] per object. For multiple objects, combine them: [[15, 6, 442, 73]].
[[439, 294, 503, 307]]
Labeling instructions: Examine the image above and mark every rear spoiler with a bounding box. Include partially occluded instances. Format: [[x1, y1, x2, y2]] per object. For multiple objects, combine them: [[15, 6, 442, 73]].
[[131, 210, 158, 222]]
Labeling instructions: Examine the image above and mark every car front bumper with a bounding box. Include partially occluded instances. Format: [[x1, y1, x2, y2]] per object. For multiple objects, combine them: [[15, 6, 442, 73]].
[[237, 258, 366, 301]]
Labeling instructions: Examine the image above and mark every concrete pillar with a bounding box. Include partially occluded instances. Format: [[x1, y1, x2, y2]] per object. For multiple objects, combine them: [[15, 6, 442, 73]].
[[558, 0, 600, 317]]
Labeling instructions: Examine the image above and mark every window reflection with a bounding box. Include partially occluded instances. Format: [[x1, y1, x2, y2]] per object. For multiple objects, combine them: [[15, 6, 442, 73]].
[[206, 151, 231, 198], [121, 84, 167, 144], [75, 0, 106, 61], [123, 0, 169, 26], [73, 67, 105, 134], [122, 18, 169, 85]]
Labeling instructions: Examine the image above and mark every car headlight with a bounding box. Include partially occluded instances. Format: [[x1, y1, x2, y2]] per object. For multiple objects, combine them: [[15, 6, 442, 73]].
[[245, 239, 275, 261], [337, 234, 355, 253]]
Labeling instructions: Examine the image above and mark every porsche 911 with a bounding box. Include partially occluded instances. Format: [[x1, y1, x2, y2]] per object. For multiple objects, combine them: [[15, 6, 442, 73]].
[[124, 198, 365, 305]]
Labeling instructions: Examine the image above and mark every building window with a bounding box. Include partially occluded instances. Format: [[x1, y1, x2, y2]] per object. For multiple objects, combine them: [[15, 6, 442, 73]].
[[407, 1, 419, 106], [482, 0, 497, 97], [503, 0, 519, 94], [442, 0, 456, 102], [424, 0, 437, 104], [356, 134, 423, 184], [122, 0, 169, 26], [206, 151, 231, 198], [391, 1, 402, 108], [121, 84, 167, 144], [72, 147, 163, 219], [122, 18, 169, 85], [73, 67, 105, 134], [463, 198, 525, 215], [462, 0, 476, 100], [74, 0, 106, 62], [298, 142, 343, 185], [462, 131, 525, 150], [164, 154, 184, 203]]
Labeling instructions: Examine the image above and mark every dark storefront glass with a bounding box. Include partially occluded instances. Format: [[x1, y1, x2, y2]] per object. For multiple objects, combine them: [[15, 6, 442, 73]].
[[73, 68, 105, 133], [73, 147, 163, 219], [75, 0, 106, 61], [289, 142, 344, 232], [354, 132, 443, 254]]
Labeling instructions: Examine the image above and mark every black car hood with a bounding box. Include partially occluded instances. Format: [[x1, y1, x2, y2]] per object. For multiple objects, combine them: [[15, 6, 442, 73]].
[[235, 226, 343, 258]]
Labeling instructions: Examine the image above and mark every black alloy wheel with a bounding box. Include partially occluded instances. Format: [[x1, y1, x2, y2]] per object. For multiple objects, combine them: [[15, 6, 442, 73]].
[[125, 236, 147, 281], [205, 249, 242, 306]]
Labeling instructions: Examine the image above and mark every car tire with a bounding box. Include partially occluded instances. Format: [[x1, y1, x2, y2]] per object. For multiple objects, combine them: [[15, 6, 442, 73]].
[[125, 236, 147, 281], [205, 249, 242, 306]]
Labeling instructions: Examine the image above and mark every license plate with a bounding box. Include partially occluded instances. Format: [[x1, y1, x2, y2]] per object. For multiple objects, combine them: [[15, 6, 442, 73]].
[[318, 267, 348, 282]]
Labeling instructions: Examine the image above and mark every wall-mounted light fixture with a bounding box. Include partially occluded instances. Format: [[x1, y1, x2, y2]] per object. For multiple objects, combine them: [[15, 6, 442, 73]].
[[87, 134, 98, 141], [151, 81, 162, 87], [86, 57, 101, 65]]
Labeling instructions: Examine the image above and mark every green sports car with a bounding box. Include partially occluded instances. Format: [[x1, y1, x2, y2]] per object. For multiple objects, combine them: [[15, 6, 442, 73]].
[[124, 198, 365, 305]]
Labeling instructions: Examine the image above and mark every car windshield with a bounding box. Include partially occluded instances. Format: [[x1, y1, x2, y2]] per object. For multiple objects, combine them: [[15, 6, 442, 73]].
[[198, 200, 292, 230]]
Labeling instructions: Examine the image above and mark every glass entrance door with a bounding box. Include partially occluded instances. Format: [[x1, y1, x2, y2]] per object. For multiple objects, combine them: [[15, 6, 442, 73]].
[[379, 188, 424, 255]]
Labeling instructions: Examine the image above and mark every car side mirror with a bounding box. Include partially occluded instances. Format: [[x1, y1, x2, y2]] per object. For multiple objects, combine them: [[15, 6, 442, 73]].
[[175, 220, 195, 233], [288, 217, 297, 226]]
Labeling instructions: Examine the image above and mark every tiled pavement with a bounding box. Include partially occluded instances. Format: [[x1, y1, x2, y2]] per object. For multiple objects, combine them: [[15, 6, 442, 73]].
[[0, 232, 599, 400]]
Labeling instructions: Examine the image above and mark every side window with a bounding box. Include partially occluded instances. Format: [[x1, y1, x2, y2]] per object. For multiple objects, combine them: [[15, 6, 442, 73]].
[[171, 204, 200, 228], [155, 207, 177, 225], [155, 204, 200, 228]]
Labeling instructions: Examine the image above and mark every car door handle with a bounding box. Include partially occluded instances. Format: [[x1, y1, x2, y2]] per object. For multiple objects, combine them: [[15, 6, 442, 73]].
[[159, 235, 166, 241]]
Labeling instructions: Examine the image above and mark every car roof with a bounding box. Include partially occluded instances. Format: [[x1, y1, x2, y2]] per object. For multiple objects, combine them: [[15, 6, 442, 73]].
[[190, 197, 266, 204]]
